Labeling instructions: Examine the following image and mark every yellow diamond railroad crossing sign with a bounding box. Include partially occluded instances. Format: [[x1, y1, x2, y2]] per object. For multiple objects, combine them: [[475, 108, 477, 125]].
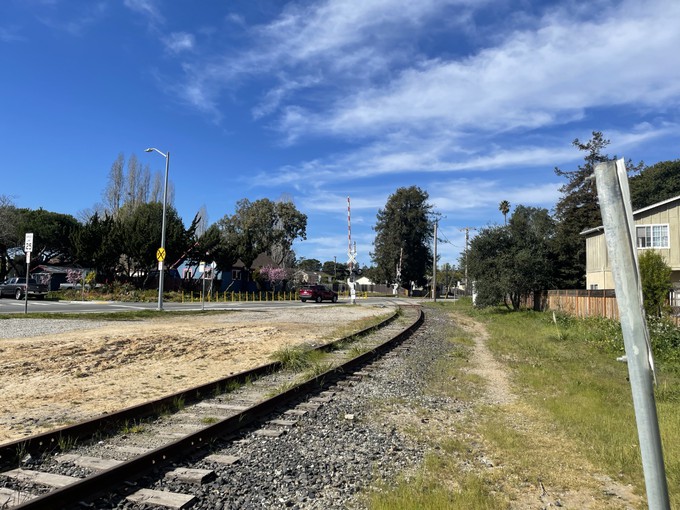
[[156, 247, 166, 262]]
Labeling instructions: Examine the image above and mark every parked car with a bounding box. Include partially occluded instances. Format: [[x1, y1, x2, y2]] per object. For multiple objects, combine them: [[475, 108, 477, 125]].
[[299, 285, 338, 303], [0, 277, 49, 300]]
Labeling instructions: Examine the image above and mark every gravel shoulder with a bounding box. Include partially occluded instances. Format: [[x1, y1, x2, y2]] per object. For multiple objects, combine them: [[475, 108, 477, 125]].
[[0, 305, 391, 444]]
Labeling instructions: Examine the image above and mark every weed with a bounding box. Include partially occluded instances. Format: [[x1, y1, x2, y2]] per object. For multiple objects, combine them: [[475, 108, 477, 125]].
[[201, 416, 219, 425], [120, 420, 146, 434], [57, 434, 77, 452], [172, 395, 186, 411]]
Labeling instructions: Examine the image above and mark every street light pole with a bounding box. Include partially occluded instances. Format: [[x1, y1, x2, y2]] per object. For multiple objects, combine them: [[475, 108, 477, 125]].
[[145, 147, 170, 311]]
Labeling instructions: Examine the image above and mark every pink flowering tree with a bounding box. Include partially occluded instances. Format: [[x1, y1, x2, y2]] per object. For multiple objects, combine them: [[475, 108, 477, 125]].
[[259, 266, 287, 291], [66, 269, 83, 287]]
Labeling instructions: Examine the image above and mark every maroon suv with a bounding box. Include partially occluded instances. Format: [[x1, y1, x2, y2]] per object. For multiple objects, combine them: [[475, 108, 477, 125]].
[[299, 285, 338, 303]]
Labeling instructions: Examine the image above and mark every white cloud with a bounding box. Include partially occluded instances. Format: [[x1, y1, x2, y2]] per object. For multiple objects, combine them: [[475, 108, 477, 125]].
[[172, 0, 481, 116], [123, 0, 161, 19], [163, 32, 195, 54], [276, 0, 680, 139]]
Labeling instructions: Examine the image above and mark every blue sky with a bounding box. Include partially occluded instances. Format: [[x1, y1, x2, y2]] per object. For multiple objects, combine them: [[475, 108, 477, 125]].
[[2, 0, 680, 268]]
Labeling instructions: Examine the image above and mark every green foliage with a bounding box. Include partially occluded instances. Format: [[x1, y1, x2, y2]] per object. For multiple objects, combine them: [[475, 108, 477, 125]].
[[638, 250, 672, 317], [629, 159, 680, 210], [71, 213, 120, 279], [372, 186, 433, 288], [298, 258, 322, 271], [20, 208, 81, 268], [553, 131, 610, 288], [216, 198, 307, 269], [468, 205, 556, 309], [498, 199, 510, 225]]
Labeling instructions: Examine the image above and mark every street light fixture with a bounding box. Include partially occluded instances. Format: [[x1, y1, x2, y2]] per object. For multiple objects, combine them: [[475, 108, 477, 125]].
[[145, 147, 170, 311]]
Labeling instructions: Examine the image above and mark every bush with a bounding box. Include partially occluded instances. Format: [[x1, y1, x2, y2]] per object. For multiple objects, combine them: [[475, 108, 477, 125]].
[[638, 250, 672, 317]]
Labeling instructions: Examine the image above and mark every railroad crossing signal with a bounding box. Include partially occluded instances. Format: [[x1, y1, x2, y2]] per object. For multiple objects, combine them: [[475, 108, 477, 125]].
[[156, 247, 166, 262]]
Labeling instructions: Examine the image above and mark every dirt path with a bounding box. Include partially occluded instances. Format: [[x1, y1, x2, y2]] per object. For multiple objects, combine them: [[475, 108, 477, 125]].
[[451, 311, 644, 510], [0, 306, 389, 444]]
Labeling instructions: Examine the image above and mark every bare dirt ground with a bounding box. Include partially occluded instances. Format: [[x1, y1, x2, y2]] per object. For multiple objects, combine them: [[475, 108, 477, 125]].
[[0, 305, 391, 444]]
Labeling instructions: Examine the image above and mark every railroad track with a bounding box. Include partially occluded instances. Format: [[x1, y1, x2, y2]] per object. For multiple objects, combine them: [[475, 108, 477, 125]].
[[0, 305, 423, 509]]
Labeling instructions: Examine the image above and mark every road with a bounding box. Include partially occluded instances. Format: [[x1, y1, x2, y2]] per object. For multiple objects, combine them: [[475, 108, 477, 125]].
[[0, 296, 413, 314]]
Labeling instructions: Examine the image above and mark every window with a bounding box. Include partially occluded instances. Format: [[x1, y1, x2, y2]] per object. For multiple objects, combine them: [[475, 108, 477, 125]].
[[636, 224, 669, 249], [232, 269, 241, 280], [590, 284, 598, 290]]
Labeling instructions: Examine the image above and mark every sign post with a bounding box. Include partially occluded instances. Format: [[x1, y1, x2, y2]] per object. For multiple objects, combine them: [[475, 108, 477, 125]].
[[24, 233, 33, 314]]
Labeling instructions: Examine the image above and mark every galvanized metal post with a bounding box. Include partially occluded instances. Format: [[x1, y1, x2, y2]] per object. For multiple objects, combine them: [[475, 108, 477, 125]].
[[594, 159, 669, 510], [432, 220, 437, 301]]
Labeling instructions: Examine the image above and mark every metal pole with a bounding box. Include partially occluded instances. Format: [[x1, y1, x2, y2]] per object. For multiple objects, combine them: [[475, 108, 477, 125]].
[[594, 160, 669, 510], [432, 220, 437, 301], [158, 151, 169, 311], [24, 254, 29, 315]]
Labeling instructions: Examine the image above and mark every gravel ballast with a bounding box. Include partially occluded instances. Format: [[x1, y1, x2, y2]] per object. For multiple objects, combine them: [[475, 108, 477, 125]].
[[85, 306, 457, 509]]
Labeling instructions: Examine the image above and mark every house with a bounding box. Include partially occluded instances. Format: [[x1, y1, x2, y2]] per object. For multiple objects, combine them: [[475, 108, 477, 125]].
[[582, 194, 680, 293], [31, 265, 90, 291], [220, 253, 287, 293]]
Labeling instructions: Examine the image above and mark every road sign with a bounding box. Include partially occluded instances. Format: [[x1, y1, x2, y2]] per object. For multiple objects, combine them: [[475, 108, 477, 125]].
[[25, 233, 33, 253], [156, 247, 166, 262]]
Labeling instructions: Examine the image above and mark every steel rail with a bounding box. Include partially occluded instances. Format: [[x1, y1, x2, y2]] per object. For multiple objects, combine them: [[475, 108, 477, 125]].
[[13, 306, 423, 510], [0, 308, 398, 468]]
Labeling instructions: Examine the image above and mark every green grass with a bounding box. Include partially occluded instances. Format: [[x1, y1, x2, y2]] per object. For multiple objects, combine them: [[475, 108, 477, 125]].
[[368, 472, 502, 510], [449, 299, 680, 506], [364, 299, 680, 508], [271, 345, 327, 371]]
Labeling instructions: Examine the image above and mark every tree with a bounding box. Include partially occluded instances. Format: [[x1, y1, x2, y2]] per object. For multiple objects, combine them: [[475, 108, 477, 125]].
[[467, 225, 512, 307], [216, 198, 307, 268], [0, 195, 21, 280], [638, 250, 672, 317], [298, 258, 322, 272], [553, 131, 610, 288], [20, 208, 81, 269], [101, 153, 175, 218], [629, 159, 680, 210], [372, 186, 433, 290], [468, 205, 556, 309], [71, 213, 120, 280], [117, 202, 191, 277], [322, 260, 348, 281], [498, 200, 510, 225], [103, 153, 124, 216]]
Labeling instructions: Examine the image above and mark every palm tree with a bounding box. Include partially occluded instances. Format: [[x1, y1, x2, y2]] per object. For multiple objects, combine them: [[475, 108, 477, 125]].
[[499, 200, 510, 225]]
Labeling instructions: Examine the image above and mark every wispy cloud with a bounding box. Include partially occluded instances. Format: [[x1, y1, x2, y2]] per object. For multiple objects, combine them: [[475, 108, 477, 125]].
[[163, 32, 195, 54], [276, 0, 680, 140], [35, 2, 108, 36], [123, 0, 162, 21], [171, 0, 481, 116], [0, 26, 25, 43]]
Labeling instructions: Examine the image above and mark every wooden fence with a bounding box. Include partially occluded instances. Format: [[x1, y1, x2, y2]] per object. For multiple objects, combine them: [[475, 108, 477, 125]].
[[546, 289, 680, 326], [546, 289, 619, 319]]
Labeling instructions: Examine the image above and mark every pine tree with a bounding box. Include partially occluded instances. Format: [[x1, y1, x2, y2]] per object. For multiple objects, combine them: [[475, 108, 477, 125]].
[[553, 131, 610, 288]]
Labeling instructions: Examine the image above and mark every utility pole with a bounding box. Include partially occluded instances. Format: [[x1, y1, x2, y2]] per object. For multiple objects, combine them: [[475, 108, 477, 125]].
[[432, 220, 438, 301], [459, 226, 476, 295]]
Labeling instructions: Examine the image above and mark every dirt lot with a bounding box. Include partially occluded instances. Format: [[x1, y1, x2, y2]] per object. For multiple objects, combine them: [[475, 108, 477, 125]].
[[0, 305, 392, 444]]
